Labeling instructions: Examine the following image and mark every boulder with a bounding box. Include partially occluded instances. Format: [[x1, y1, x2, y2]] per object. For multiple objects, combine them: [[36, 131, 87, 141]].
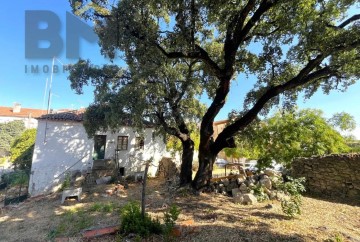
[[264, 169, 277, 177], [260, 176, 272, 190], [239, 183, 248, 193], [232, 188, 240, 197], [242, 194, 258, 205], [221, 179, 230, 186], [233, 193, 257, 205]]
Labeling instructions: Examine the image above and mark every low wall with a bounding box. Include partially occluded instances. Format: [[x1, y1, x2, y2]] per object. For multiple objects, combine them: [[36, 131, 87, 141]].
[[292, 154, 360, 199]]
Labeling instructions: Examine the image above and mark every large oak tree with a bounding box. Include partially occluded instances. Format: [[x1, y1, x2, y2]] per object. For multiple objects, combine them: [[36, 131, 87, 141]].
[[69, 0, 360, 190]]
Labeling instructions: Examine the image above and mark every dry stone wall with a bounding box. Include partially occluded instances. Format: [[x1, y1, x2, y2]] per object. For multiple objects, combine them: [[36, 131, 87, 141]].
[[292, 154, 360, 199]]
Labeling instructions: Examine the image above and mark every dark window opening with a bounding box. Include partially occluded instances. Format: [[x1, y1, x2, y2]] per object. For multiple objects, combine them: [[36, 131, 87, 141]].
[[135, 137, 145, 150], [93, 135, 106, 160], [117, 136, 128, 150], [119, 167, 125, 176]]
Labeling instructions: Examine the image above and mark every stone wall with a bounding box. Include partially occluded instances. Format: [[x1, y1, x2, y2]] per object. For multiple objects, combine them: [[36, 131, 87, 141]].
[[292, 154, 360, 199]]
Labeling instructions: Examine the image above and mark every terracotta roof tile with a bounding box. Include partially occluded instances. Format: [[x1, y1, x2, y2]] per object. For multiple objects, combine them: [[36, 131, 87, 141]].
[[0, 106, 46, 118], [38, 110, 84, 122]]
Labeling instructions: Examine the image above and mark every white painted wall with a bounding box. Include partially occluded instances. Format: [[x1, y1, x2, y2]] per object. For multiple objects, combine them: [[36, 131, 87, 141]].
[[29, 120, 167, 196], [0, 116, 38, 129]]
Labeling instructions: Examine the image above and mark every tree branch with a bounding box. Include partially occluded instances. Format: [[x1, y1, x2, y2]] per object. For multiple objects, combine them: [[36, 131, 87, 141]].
[[338, 14, 360, 28], [212, 54, 339, 154]]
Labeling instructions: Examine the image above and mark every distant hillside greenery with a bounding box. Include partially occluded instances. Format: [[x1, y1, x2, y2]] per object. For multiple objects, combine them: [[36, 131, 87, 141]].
[[0, 120, 25, 157], [225, 109, 355, 169]]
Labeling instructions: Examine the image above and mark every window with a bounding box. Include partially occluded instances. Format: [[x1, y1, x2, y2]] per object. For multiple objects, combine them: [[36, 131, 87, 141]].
[[135, 137, 145, 150], [117, 136, 128, 150], [93, 135, 106, 160]]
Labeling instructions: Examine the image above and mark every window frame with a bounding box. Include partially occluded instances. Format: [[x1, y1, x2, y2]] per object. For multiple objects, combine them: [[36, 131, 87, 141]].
[[117, 136, 129, 151], [135, 136, 145, 150]]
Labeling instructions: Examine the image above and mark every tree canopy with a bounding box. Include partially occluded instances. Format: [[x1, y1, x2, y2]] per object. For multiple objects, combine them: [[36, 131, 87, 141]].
[[227, 109, 351, 169], [0, 120, 25, 157], [10, 128, 36, 170], [70, 0, 360, 189]]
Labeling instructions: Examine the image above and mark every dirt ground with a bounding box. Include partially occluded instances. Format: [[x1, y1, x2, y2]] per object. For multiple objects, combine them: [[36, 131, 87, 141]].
[[0, 178, 359, 242]]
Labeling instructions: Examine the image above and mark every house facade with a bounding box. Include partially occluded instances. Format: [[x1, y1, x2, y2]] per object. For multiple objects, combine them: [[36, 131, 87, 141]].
[[29, 111, 167, 196], [0, 104, 46, 129]]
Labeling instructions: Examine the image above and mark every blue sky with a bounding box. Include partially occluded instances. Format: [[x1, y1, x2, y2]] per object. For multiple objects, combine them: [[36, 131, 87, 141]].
[[0, 0, 359, 138]]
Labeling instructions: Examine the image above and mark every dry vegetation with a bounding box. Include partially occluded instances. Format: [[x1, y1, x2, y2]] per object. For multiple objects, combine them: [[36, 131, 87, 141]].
[[0, 178, 359, 242]]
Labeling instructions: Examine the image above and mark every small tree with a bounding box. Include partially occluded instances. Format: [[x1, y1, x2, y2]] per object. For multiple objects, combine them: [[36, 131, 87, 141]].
[[228, 109, 350, 169], [0, 120, 25, 157], [10, 129, 36, 170]]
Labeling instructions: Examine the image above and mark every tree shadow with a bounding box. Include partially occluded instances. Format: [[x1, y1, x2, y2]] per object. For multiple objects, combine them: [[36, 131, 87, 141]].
[[304, 193, 360, 207], [180, 224, 305, 242]]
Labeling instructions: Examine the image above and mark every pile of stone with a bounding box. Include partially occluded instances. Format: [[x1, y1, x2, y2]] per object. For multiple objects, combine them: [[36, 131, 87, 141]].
[[211, 169, 287, 205]]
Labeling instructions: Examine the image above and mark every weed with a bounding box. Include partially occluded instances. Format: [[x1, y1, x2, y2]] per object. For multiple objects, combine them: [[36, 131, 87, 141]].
[[60, 173, 71, 191], [252, 184, 269, 202], [119, 201, 180, 239], [89, 202, 116, 213], [48, 209, 93, 238], [276, 176, 306, 218], [163, 205, 181, 240]]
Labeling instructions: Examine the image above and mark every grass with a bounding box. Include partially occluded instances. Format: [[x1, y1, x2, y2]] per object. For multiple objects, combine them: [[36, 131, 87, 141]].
[[48, 202, 119, 240], [89, 201, 117, 213], [48, 208, 93, 239]]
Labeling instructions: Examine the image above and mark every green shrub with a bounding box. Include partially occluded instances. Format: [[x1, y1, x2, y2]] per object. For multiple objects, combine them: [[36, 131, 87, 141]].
[[60, 173, 71, 191], [163, 205, 181, 239], [1, 170, 29, 187], [120, 201, 163, 237], [10, 128, 36, 170], [276, 176, 306, 218], [119, 202, 180, 239], [252, 184, 269, 202]]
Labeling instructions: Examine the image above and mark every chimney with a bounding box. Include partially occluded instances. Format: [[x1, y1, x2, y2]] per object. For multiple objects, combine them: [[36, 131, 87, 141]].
[[13, 103, 21, 113]]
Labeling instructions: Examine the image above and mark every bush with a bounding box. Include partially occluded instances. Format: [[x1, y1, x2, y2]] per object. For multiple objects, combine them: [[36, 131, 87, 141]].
[[10, 129, 36, 170], [163, 204, 181, 238], [120, 201, 163, 237], [252, 184, 269, 202], [60, 173, 71, 191], [1, 170, 29, 187], [276, 176, 306, 218], [119, 201, 180, 239]]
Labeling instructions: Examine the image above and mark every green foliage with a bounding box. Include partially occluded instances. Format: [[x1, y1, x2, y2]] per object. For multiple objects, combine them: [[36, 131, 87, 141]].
[[48, 202, 123, 240], [10, 129, 36, 170], [276, 177, 306, 218], [0, 121, 25, 157], [163, 205, 181, 238], [281, 195, 303, 218], [48, 208, 94, 239], [252, 184, 269, 203], [60, 173, 71, 191], [70, 0, 359, 187], [89, 202, 116, 213], [166, 123, 200, 155], [234, 109, 351, 168], [120, 201, 163, 237], [119, 201, 180, 239], [329, 112, 356, 132], [1, 170, 29, 187]]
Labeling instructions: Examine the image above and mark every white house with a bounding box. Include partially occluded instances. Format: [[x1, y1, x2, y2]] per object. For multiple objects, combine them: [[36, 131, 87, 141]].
[[0, 104, 46, 129], [29, 111, 167, 196]]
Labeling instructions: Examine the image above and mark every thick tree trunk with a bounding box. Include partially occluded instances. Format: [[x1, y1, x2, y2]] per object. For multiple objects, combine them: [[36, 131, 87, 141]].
[[179, 138, 194, 186], [192, 142, 216, 190]]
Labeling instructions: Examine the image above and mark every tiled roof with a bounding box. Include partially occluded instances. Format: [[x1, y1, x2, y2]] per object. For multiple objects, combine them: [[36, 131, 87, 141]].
[[38, 109, 154, 127], [38, 110, 84, 122], [0, 106, 46, 118]]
